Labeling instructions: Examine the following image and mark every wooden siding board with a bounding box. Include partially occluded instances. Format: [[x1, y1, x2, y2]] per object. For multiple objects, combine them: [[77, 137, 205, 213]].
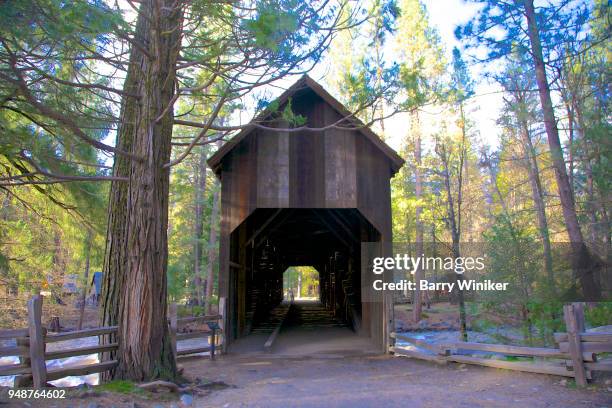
[[324, 108, 356, 208]]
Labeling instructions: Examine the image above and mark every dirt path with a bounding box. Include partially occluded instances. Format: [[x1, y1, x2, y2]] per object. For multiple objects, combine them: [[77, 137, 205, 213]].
[[181, 351, 610, 408]]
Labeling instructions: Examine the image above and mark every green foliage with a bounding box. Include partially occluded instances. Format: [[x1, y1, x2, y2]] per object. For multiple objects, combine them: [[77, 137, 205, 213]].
[[281, 98, 307, 127], [585, 303, 612, 328], [244, 3, 299, 52]]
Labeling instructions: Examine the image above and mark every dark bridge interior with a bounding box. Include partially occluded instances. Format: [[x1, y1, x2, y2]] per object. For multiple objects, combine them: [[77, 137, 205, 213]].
[[226, 208, 380, 340]]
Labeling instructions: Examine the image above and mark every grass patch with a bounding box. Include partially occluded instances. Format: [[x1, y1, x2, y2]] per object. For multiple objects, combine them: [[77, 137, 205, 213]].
[[97, 380, 143, 395]]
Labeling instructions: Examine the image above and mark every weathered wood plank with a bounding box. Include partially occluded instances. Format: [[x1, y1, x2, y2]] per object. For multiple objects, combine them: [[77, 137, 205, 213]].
[[0, 328, 29, 339], [584, 361, 612, 372], [264, 304, 291, 352], [46, 360, 118, 382], [447, 354, 583, 378], [219, 296, 226, 353], [176, 346, 211, 356], [390, 333, 448, 355], [27, 295, 46, 388], [559, 341, 612, 354], [451, 342, 569, 359], [0, 363, 32, 376], [177, 315, 221, 326], [391, 346, 447, 365], [0, 345, 29, 357], [555, 332, 612, 343], [45, 326, 118, 343], [45, 343, 118, 360], [176, 330, 212, 341]]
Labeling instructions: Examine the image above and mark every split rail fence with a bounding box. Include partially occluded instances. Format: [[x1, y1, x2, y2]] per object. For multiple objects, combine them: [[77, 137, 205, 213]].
[[390, 303, 612, 386], [0, 295, 224, 388]]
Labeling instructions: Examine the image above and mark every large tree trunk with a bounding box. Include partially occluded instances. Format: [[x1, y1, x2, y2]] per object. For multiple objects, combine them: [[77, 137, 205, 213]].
[[117, 0, 184, 381], [205, 171, 220, 314], [193, 149, 208, 304], [523, 0, 600, 300], [411, 112, 424, 323], [99, 2, 147, 380]]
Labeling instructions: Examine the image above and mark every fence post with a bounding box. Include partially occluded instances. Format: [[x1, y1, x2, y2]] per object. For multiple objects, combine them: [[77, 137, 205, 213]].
[[219, 296, 226, 353], [563, 302, 587, 386], [210, 327, 216, 360], [169, 303, 177, 360], [27, 295, 47, 388]]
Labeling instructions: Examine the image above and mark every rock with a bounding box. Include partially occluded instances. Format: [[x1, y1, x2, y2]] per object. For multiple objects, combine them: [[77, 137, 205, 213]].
[[180, 393, 194, 406], [559, 379, 568, 386]]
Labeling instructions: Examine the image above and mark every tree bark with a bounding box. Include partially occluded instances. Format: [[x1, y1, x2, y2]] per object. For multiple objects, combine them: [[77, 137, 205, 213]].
[[523, 0, 600, 300], [107, 0, 184, 381], [99, 1, 147, 380]]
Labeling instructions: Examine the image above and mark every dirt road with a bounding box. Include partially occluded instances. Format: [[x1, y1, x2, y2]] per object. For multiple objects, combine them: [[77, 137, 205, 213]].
[[182, 350, 611, 408]]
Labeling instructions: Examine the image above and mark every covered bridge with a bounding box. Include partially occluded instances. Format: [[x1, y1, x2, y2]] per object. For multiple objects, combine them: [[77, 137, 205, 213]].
[[208, 75, 404, 352]]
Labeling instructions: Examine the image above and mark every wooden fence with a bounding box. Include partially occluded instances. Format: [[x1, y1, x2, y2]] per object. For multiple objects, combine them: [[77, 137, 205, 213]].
[[0, 295, 224, 388], [390, 303, 612, 386]]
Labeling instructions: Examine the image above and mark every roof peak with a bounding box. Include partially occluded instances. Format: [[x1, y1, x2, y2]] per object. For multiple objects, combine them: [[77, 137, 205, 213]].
[[207, 76, 404, 175]]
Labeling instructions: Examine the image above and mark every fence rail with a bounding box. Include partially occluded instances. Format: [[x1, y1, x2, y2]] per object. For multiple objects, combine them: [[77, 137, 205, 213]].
[[390, 302, 612, 386], [0, 296, 225, 388]]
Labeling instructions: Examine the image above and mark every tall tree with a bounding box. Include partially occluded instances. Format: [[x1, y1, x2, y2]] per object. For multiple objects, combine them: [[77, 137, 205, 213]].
[[434, 132, 468, 341], [193, 147, 208, 305], [457, 0, 602, 300], [497, 52, 555, 295], [205, 141, 222, 314], [395, 0, 445, 321]]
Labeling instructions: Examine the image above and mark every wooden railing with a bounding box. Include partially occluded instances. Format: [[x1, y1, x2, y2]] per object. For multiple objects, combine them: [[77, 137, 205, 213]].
[[0, 296, 226, 388], [390, 303, 612, 386], [0, 295, 119, 388], [168, 302, 224, 360]]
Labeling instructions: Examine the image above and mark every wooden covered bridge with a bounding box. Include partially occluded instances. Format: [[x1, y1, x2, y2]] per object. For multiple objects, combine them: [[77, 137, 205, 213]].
[[207, 76, 404, 352]]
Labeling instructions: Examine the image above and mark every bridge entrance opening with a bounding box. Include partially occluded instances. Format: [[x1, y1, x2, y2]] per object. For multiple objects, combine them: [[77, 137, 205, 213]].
[[224, 208, 384, 348], [283, 266, 320, 302]]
